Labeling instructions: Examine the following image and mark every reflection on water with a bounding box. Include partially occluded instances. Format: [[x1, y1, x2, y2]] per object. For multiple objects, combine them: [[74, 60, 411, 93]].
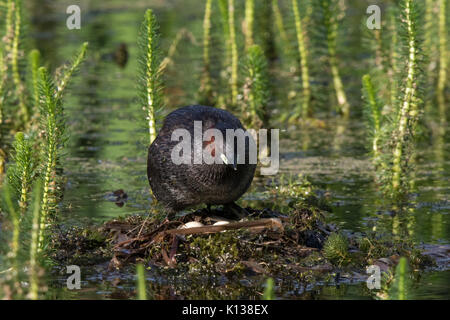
[[27, 0, 449, 299]]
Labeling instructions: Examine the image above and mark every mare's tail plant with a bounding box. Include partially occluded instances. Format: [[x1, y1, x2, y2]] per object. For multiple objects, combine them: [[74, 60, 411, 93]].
[[37, 66, 64, 248], [200, 0, 214, 105], [37, 42, 88, 248], [387, 6, 400, 111], [1, 0, 29, 126], [0, 183, 22, 298], [28, 179, 43, 300], [244, 0, 254, 50], [271, 0, 290, 56], [228, 0, 238, 106], [390, 0, 425, 196], [291, 0, 311, 119], [0, 46, 6, 174], [10, 0, 28, 124], [362, 74, 383, 162], [1, 176, 44, 299], [7, 132, 35, 216], [28, 49, 41, 116], [424, 0, 439, 96], [437, 0, 447, 113], [361, 6, 394, 109], [138, 9, 163, 144], [55, 42, 88, 100], [318, 0, 350, 117], [242, 45, 269, 129], [219, 0, 231, 70], [3, 183, 20, 266]]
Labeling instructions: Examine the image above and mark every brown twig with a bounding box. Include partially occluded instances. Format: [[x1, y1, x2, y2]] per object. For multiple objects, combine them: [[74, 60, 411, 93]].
[[153, 218, 283, 243]]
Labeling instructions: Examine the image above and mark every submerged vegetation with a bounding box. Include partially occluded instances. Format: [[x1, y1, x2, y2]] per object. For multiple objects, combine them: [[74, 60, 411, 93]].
[[0, 0, 448, 300]]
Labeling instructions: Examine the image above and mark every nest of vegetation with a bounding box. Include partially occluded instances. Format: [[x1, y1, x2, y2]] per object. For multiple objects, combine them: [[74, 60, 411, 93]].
[[102, 201, 336, 275], [50, 196, 437, 286]]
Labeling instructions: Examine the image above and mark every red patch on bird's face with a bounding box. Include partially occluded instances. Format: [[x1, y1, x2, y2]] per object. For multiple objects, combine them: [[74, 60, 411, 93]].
[[203, 135, 216, 157]]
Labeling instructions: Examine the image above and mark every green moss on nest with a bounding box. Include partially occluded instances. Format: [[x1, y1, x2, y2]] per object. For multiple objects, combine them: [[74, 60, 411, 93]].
[[182, 231, 244, 274]]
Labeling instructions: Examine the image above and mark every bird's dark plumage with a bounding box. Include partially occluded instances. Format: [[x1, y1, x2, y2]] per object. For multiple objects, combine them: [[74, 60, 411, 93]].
[[147, 105, 256, 216]]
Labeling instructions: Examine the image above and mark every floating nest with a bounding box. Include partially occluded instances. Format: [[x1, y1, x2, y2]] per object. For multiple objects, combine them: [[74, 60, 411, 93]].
[[50, 196, 442, 293], [102, 202, 336, 276]]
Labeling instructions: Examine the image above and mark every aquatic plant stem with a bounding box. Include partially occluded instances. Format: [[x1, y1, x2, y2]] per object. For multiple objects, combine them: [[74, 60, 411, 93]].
[[4, 185, 20, 263], [29, 181, 42, 300], [37, 67, 59, 249], [437, 0, 447, 114], [424, 0, 435, 69], [159, 29, 196, 74], [38, 129, 55, 249], [392, 0, 420, 193], [263, 278, 274, 300], [373, 29, 384, 71], [228, 0, 238, 106], [56, 42, 88, 101], [390, 257, 409, 300], [330, 58, 348, 116], [136, 264, 147, 300], [424, 0, 434, 55], [200, 0, 213, 101], [243, 45, 269, 128], [321, 0, 349, 117], [4, 0, 14, 54], [362, 74, 381, 159], [244, 0, 254, 50], [11, 0, 29, 124], [141, 10, 161, 144], [9, 132, 34, 216], [146, 16, 158, 143], [388, 8, 399, 109], [0, 48, 5, 174], [292, 0, 311, 118], [272, 0, 289, 48], [29, 50, 41, 112], [219, 0, 231, 67]]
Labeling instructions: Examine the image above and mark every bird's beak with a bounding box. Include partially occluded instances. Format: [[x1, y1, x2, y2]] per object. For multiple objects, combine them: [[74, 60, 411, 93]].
[[220, 153, 237, 171]]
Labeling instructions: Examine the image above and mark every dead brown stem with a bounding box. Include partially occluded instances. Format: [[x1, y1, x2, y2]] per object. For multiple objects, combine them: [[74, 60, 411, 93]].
[[153, 218, 283, 242]]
